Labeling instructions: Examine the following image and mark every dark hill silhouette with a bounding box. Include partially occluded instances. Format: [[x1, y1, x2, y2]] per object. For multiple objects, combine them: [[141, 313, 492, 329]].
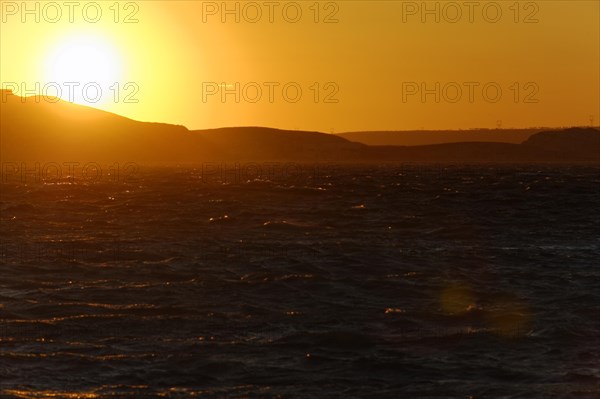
[[190, 127, 365, 161], [336, 129, 556, 146], [0, 93, 206, 163], [1, 94, 598, 164], [521, 128, 600, 160]]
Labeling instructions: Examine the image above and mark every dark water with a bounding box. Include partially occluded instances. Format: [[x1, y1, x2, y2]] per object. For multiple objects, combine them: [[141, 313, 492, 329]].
[[1, 164, 599, 398]]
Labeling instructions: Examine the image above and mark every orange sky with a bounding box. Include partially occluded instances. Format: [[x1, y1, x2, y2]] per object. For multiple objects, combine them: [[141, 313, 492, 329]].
[[1, 0, 598, 132]]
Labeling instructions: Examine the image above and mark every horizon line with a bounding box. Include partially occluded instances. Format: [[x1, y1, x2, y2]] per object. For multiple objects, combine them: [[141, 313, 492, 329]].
[[2, 90, 599, 134]]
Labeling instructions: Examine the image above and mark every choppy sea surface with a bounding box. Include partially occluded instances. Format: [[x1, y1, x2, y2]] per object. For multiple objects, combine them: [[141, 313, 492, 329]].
[[0, 164, 599, 398]]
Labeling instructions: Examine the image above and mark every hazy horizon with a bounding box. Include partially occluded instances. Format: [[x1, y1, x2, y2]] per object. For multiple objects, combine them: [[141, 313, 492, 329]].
[[2, 89, 598, 135]]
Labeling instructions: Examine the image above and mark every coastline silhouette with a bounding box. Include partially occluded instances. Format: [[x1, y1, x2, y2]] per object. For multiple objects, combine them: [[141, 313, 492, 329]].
[[2, 93, 599, 164]]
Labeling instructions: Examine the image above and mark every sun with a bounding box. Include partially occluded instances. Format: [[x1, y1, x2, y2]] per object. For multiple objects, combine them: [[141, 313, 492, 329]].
[[44, 34, 123, 106]]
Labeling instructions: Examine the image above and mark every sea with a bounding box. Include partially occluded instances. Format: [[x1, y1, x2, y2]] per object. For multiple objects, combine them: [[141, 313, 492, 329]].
[[0, 163, 599, 398]]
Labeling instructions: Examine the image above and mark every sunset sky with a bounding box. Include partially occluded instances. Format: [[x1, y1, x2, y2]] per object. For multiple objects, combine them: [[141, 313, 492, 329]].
[[1, 0, 598, 132]]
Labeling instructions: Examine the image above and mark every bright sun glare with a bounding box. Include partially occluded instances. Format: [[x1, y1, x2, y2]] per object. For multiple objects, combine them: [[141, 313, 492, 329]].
[[44, 35, 122, 105]]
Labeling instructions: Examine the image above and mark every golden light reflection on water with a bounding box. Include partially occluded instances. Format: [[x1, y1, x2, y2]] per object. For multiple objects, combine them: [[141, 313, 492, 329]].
[[2, 390, 100, 399], [2, 386, 160, 399], [3, 382, 261, 397]]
